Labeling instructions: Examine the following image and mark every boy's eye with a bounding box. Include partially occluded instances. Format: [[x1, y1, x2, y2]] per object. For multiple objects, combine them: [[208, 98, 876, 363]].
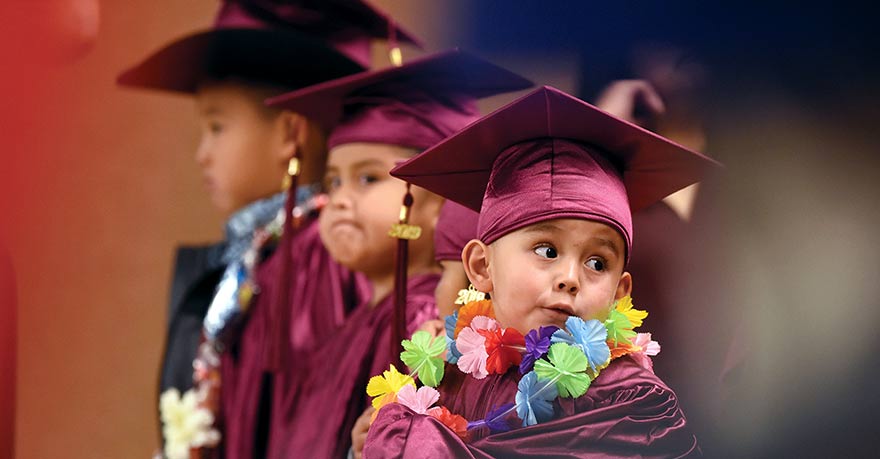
[[324, 175, 341, 191], [358, 173, 380, 186], [534, 246, 558, 259], [585, 258, 606, 272], [208, 122, 223, 134]]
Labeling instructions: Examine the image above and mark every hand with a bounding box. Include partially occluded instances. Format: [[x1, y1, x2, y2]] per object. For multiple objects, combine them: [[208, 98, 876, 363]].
[[416, 319, 444, 339], [351, 406, 376, 459], [594, 80, 665, 130]]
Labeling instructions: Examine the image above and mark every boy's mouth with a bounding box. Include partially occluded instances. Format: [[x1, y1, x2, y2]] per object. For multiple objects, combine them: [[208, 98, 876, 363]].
[[542, 303, 575, 317]]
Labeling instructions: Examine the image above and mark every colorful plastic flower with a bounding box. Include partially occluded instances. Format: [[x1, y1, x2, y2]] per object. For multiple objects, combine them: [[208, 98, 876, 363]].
[[604, 308, 636, 346], [401, 331, 447, 387], [455, 326, 489, 379], [533, 343, 592, 398], [453, 299, 495, 338], [630, 332, 661, 371], [614, 296, 648, 328], [445, 312, 462, 364], [366, 365, 415, 410], [395, 384, 440, 415], [427, 406, 470, 440], [552, 317, 610, 372], [520, 325, 558, 374], [607, 339, 637, 360], [160, 388, 220, 459], [515, 371, 558, 427], [467, 403, 517, 434], [479, 327, 525, 374]]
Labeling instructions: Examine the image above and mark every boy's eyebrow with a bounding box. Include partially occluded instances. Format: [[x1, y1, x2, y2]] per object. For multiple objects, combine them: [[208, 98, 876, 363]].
[[592, 237, 622, 255], [523, 222, 563, 234], [351, 158, 387, 170], [200, 106, 223, 116]]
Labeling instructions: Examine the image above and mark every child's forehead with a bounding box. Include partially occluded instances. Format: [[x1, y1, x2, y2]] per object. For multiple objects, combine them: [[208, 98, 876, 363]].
[[195, 82, 275, 112], [326, 142, 418, 167], [502, 218, 626, 250]]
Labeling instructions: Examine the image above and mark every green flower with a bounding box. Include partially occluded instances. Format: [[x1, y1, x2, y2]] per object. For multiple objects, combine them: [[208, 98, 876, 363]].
[[533, 343, 592, 398], [401, 331, 447, 387], [604, 309, 636, 346]]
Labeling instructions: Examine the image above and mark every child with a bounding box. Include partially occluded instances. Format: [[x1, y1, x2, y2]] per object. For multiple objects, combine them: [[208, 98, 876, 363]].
[[262, 50, 532, 458], [117, 1, 419, 457], [363, 86, 719, 457]]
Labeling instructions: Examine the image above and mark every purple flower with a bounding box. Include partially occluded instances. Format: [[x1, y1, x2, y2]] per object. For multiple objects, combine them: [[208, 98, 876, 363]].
[[466, 402, 517, 434], [519, 326, 559, 374]]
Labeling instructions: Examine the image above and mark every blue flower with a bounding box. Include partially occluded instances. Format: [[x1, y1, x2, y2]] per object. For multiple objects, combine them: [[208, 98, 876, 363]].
[[445, 311, 461, 363], [444, 311, 459, 340], [519, 325, 558, 374], [551, 316, 610, 372], [515, 371, 558, 427]]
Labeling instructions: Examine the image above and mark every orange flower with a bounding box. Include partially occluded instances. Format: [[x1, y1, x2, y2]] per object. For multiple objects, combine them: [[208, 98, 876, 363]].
[[427, 406, 469, 440], [454, 300, 495, 338], [607, 339, 637, 360]]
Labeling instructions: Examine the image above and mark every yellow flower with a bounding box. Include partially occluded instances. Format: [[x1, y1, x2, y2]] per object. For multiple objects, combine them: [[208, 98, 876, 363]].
[[614, 296, 647, 328], [366, 365, 415, 410], [159, 388, 220, 459]]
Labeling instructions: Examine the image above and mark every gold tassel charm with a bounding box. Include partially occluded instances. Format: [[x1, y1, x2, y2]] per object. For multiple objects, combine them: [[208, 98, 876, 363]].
[[388, 184, 421, 240], [455, 284, 487, 305]]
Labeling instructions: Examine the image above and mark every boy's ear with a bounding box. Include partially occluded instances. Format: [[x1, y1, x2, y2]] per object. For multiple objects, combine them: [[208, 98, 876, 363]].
[[614, 271, 633, 300], [462, 239, 493, 293], [275, 110, 301, 162]]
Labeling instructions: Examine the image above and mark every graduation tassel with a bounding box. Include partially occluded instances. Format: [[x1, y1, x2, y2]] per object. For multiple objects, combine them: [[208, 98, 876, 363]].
[[389, 184, 421, 370], [387, 19, 402, 67], [265, 156, 302, 372]]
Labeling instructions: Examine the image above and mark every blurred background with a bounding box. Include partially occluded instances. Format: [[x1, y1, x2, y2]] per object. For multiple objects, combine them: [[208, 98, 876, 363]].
[[1, 1, 878, 457]]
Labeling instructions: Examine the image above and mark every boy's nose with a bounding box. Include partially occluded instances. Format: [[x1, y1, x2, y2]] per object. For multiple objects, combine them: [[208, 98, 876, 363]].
[[328, 189, 353, 210], [555, 261, 580, 294], [195, 143, 210, 167]]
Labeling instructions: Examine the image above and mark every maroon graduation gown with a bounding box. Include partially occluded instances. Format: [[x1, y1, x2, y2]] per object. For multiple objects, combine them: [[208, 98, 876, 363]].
[[365, 355, 700, 458], [271, 272, 440, 459], [220, 218, 361, 459]]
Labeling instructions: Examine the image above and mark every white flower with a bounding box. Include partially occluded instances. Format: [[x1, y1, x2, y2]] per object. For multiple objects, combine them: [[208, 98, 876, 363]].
[[159, 388, 220, 459]]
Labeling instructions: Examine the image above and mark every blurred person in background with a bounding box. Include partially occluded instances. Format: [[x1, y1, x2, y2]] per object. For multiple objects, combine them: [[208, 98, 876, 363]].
[[117, 1, 420, 456]]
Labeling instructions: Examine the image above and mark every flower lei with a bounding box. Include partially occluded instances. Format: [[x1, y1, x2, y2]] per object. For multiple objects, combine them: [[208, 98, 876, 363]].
[[366, 296, 660, 439]]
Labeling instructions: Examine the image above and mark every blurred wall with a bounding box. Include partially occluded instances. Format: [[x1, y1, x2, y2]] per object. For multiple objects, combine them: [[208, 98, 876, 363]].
[[3, 1, 219, 457]]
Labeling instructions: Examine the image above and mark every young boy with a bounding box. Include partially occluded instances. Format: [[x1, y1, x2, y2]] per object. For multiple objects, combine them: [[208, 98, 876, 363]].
[[363, 86, 719, 457], [262, 50, 532, 458], [117, 1, 419, 457]]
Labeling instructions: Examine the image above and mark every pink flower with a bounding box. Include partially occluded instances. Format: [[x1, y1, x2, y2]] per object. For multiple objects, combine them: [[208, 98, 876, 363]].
[[456, 327, 489, 379], [396, 385, 440, 415], [631, 333, 661, 372]]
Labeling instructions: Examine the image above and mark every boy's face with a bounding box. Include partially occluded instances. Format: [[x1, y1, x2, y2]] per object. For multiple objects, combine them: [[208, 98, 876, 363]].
[[470, 218, 631, 334], [194, 82, 290, 215], [319, 142, 441, 278]]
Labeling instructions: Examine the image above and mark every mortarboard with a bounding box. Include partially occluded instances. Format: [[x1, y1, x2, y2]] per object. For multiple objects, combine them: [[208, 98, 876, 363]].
[[117, 0, 422, 93], [390, 85, 722, 263], [434, 200, 479, 262], [267, 49, 534, 150]]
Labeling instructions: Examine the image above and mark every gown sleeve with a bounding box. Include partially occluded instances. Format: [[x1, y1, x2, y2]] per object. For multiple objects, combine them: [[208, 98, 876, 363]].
[[365, 374, 700, 458]]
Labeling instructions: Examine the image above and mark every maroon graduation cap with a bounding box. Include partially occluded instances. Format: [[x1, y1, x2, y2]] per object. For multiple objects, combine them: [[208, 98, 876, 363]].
[[267, 49, 534, 150], [391, 85, 722, 264], [117, 0, 422, 93]]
